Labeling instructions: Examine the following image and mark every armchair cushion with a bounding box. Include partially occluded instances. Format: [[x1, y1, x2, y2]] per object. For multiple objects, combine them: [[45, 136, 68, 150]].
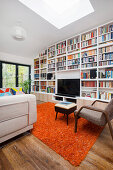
[[105, 98, 113, 121], [79, 107, 106, 126]]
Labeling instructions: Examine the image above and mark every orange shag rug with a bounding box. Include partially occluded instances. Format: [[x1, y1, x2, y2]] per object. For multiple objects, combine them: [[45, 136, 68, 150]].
[[32, 102, 104, 166]]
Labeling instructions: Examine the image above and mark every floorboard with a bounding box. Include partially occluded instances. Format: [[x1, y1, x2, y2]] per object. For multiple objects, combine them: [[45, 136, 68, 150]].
[[0, 101, 113, 170]]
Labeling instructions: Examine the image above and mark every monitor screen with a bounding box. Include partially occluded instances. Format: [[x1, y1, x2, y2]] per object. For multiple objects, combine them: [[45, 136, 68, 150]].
[[57, 79, 80, 97]]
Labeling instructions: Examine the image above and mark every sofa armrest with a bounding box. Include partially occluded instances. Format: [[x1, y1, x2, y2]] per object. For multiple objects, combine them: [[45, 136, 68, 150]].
[[27, 94, 37, 125]]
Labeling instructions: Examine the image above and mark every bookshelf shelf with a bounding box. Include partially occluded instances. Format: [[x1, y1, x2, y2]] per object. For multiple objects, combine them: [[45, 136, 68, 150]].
[[81, 29, 97, 50], [67, 35, 80, 53], [98, 78, 113, 81], [56, 56, 66, 71], [56, 41, 66, 56], [32, 21, 113, 101], [81, 79, 97, 81], [67, 53, 80, 70], [98, 23, 113, 45], [48, 45, 55, 58]]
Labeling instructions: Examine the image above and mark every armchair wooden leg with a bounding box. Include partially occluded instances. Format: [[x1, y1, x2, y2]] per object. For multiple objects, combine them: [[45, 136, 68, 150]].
[[105, 114, 113, 141], [107, 120, 113, 141]]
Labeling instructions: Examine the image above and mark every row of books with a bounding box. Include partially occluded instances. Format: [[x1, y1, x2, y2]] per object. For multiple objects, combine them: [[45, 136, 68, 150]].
[[68, 58, 80, 65], [98, 24, 113, 36], [99, 81, 113, 88], [57, 56, 66, 62], [34, 59, 39, 69], [40, 58, 47, 64], [99, 91, 113, 100], [81, 56, 97, 63], [40, 68, 47, 73], [40, 86, 47, 92], [99, 68, 113, 78], [99, 60, 113, 66], [56, 41, 66, 49], [48, 59, 55, 64], [34, 65, 39, 69], [68, 65, 80, 70], [48, 45, 55, 53], [67, 37, 80, 46], [68, 53, 80, 60], [57, 66, 66, 71], [48, 51, 55, 58], [40, 73, 46, 80], [81, 49, 97, 57], [81, 71, 90, 79], [67, 43, 80, 52], [39, 50, 47, 57], [81, 38, 97, 48], [40, 81, 47, 86], [34, 81, 39, 86], [32, 85, 39, 92], [99, 45, 113, 53], [56, 48, 66, 55], [98, 32, 113, 43], [47, 87, 55, 93], [48, 68, 55, 72], [48, 63, 55, 68], [99, 52, 113, 61], [48, 81, 55, 86], [82, 81, 97, 87], [34, 74, 39, 79], [34, 70, 39, 74], [57, 61, 66, 67], [82, 92, 97, 98], [81, 30, 97, 41], [81, 63, 97, 68], [40, 64, 47, 69]]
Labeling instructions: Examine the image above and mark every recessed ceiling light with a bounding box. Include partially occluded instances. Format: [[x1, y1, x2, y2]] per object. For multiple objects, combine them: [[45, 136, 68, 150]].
[[18, 0, 94, 29]]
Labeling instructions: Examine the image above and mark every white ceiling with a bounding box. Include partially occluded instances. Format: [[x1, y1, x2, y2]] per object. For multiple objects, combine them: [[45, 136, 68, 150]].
[[0, 0, 113, 58]]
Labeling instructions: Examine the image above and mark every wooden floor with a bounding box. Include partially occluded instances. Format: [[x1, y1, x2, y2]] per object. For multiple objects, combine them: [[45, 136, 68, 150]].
[[0, 101, 113, 170]]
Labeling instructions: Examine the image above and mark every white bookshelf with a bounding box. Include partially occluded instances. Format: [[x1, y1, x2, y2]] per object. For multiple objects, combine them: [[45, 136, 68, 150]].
[[32, 20, 113, 101]]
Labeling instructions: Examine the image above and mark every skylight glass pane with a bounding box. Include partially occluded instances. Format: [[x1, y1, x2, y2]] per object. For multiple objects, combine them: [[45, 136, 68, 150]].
[[18, 0, 94, 29], [43, 0, 79, 15]]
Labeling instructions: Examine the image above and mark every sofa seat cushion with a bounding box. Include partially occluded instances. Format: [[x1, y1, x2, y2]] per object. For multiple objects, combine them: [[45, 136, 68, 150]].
[[0, 102, 28, 123], [79, 107, 106, 126], [0, 115, 28, 138]]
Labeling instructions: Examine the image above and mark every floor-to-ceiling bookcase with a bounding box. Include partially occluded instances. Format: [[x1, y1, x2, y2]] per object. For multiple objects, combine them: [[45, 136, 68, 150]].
[[32, 21, 113, 101]]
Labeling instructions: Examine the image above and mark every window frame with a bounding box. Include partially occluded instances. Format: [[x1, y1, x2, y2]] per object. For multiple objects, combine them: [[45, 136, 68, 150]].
[[0, 61, 31, 92]]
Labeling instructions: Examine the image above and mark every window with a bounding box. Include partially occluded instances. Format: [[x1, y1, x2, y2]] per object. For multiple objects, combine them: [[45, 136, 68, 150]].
[[18, 66, 29, 87], [2, 63, 16, 88], [0, 61, 31, 91]]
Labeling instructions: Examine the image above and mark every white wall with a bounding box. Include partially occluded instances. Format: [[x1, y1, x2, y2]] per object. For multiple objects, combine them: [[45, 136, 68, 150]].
[[56, 70, 80, 79], [0, 52, 34, 81]]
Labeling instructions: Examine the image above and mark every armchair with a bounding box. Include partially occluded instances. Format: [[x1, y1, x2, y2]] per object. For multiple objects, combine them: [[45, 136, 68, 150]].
[[74, 99, 113, 141]]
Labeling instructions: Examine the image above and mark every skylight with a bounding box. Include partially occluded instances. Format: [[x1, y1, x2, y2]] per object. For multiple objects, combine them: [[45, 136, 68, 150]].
[[18, 0, 94, 29]]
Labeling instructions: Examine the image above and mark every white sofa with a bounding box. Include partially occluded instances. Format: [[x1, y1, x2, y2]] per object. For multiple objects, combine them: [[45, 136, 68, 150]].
[[0, 94, 37, 143]]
